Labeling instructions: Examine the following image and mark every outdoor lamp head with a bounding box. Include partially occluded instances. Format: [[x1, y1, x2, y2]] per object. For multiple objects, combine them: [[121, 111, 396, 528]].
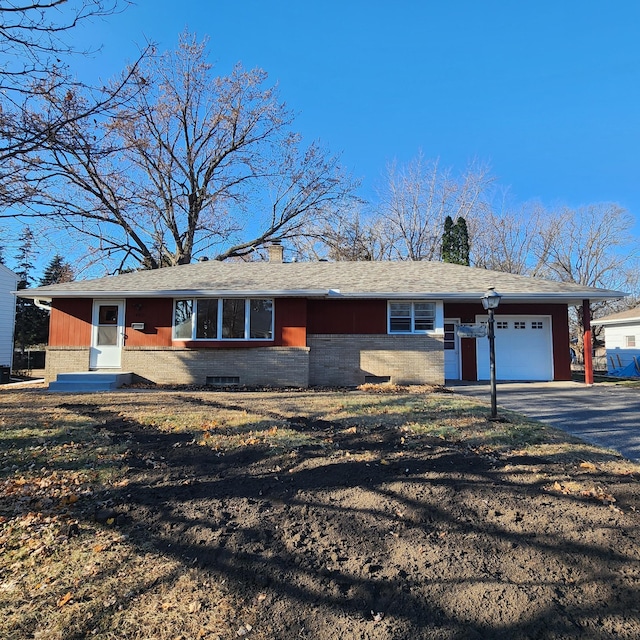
[[482, 287, 502, 310]]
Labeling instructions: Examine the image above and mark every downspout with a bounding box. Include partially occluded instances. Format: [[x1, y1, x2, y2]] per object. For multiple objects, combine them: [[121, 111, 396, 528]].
[[583, 299, 593, 385]]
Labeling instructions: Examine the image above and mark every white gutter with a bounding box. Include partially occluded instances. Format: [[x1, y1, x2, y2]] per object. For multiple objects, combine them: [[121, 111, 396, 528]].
[[592, 316, 640, 326], [16, 289, 626, 304], [15, 288, 332, 300]]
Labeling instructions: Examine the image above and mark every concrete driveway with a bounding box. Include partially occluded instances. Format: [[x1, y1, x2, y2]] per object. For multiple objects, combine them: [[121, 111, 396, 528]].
[[450, 381, 640, 462]]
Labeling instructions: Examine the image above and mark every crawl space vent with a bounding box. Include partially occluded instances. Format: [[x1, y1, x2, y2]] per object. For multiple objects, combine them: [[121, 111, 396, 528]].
[[364, 375, 391, 384], [206, 376, 240, 387]]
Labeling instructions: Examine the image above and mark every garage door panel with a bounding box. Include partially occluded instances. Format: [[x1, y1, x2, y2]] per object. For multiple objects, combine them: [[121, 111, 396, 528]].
[[476, 315, 553, 381]]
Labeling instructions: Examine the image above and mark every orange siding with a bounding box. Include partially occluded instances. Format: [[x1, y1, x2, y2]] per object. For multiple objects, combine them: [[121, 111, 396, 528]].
[[49, 299, 92, 346], [124, 298, 173, 347], [122, 297, 308, 348], [276, 298, 307, 346]]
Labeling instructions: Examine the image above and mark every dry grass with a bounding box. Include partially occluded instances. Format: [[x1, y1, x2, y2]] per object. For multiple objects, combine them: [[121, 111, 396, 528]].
[[1, 384, 637, 639]]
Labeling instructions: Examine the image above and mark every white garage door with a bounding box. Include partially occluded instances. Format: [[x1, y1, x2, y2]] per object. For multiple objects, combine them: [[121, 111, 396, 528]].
[[476, 315, 553, 381]]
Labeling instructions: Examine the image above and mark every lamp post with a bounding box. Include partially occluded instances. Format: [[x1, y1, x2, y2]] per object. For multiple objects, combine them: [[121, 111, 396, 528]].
[[482, 287, 502, 420]]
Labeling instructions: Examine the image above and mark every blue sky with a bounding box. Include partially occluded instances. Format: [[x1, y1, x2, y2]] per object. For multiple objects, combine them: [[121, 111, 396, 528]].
[[70, 0, 639, 221], [7, 0, 639, 274]]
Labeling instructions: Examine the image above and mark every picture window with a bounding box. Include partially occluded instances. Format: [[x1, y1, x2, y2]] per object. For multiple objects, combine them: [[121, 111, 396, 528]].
[[173, 298, 273, 341]]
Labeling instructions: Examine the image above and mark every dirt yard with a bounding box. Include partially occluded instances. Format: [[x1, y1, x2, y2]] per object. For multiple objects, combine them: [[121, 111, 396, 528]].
[[1, 385, 640, 639]]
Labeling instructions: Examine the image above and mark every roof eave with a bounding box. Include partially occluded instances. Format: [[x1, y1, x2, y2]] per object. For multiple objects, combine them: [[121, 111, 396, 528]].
[[16, 289, 627, 304], [16, 288, 331, 301], [592, 317, 640, 326]]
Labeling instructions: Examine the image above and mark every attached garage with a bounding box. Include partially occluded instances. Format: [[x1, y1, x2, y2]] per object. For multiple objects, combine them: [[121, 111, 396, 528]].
[[476, 314, 553, 381]]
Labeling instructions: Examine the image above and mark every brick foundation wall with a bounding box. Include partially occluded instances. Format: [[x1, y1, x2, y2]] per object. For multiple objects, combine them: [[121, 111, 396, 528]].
[[121, 346, 310, 387], [46, 338, 442, 388], [46, 347, 91, 383], [308, 334, 444, 386]]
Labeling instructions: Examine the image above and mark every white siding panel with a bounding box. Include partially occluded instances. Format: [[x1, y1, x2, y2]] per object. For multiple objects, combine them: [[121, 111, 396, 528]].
[[0, 265, 18, 368], [603, 323, 640, 374]]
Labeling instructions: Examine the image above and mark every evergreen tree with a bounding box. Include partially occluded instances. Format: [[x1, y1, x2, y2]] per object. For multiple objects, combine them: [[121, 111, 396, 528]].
[[442, 216, 470, 266], [40, 254, 74, 286], [454, 217, 470, 266], [441, 216, 456, 263], [13, 227, 48, 354]]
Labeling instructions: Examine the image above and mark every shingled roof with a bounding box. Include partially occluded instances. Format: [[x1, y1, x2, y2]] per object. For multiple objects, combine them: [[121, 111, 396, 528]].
[[592, 306, 640, 325], [18, 260, 625, 305]]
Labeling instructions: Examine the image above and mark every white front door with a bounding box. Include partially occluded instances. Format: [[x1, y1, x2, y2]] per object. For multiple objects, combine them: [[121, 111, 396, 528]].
[[444, 319, 460, 380], [90, 300, 125, 369]]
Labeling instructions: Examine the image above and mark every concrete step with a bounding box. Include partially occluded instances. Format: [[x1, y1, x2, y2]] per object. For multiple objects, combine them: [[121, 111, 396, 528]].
[[48, 372, 132, 392]]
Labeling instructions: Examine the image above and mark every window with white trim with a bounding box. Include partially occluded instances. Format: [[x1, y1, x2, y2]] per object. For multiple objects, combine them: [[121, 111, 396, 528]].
[[388, 301, 436, 333], [531, 321, 544, 330], [496, 321, 508, 330], [625, 335, 636, 348], [173, 298, 273, 340], [514, 321, 526, 329]]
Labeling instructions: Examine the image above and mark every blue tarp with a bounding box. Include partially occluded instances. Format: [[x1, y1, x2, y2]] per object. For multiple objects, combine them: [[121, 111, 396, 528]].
[[608, 360, 640, 377]]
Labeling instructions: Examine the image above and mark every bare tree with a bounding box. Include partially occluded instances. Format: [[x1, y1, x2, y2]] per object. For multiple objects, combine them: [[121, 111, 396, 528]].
[[292, 205, 392, 262], [534, 204, 637, 291], [533, 203, 637, 358], [0, 1, 140, 161], [471, 198, 550, 274], [10, 32, 355, 270], [0, 1, 124, 84], [374, 153, 494, 261]]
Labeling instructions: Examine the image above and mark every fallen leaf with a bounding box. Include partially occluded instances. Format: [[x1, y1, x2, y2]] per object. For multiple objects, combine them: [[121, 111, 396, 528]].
[[57, 592, 72, 607], [582, 486, 616, 504]]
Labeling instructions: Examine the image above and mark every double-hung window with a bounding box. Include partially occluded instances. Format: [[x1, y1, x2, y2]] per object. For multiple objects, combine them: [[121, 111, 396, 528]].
[[388, 301, 436, 333], [173, 298, 273, 340]]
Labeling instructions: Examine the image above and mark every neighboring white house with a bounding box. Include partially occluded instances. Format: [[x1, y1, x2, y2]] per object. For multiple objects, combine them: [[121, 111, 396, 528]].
[[0, 263, 18, 372], [592, 306, 640, 376]]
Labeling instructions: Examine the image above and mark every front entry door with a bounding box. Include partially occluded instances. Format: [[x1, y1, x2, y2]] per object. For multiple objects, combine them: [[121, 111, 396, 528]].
[[444, 319, 461, 380], [90, 300, 125, 369]]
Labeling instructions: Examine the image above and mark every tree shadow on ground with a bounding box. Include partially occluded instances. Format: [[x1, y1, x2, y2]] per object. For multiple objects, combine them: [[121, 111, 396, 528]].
[[49, 398, 640, 640]]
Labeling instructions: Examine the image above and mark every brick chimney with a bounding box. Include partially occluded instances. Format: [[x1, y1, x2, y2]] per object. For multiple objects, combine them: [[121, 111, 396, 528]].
[[267, 242, 284, 263]]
